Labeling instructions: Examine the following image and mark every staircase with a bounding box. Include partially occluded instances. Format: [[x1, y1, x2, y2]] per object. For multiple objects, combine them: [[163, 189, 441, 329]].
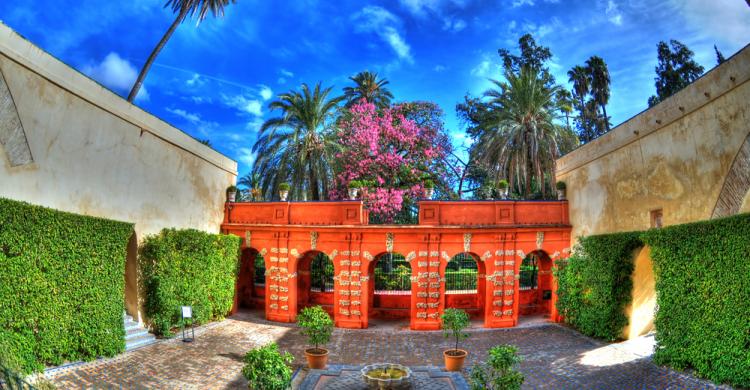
[[124, 313, 156, 351]]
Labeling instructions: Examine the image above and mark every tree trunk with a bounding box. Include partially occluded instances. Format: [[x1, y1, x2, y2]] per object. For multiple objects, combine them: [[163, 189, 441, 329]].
[[308, 158, 320, 200], [128, 8, 187, 102], [601, 103, 610, 131]]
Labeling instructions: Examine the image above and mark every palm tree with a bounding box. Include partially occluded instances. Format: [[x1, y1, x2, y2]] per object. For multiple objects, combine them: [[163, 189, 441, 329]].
[[555, 89, 574, 131], [252, 83, 343, 201], [127, 0, 235, 102], [343, 71, 394, 109], [585, 56, 611, 131], [567, 65, 589, 112], [475, 67, 563, 198]]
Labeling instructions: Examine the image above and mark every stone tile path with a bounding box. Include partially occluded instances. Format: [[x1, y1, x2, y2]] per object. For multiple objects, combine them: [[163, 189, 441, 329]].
[[47, 310, 728, 389]]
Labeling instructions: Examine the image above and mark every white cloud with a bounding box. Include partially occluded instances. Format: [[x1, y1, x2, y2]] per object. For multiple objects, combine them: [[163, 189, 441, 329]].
[[443, 17, 467, 32], [352, 6, 414, 63], [434, 64, 447, 72], [166, 108, 200, 124], [277, 69, 294, 84], [399, 0, 469, 18], [259, 85, 273, 100], [82, 52, 148, 101], [606, 0, 623, 26], [512, 0, 534, 7], [236, 147, 257, 168], [222, 94, 263, 117], [470, 59, 493, 78], [674, 0, 750, 47], [186, 73, 205, 87]]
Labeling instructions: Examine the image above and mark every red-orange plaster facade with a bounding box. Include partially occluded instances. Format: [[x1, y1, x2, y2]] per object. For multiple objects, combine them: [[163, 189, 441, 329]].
[[222, 200, 571, 330]]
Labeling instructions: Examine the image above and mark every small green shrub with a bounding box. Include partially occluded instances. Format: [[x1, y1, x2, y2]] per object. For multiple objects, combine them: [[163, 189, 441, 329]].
[[348, 180, 362, 189], [241, 343, 293, 390], [441, 308, 470, 353], [297, 306, 333, 352], [278, 182, 290, 191], [423, 179, 435, 189], [554, 231, 643, 341], [469, 344, 524, 390], [555, 181, 566, 190], [497, 179, 509, 189], [642, 213, 750, 387], [140, 228, 240, 336], [0, 198, 133, 373], [226, 185, 238, 193]]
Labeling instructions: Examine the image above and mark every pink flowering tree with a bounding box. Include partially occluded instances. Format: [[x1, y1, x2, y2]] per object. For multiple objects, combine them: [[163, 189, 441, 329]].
[[331, 100, 450, 223]]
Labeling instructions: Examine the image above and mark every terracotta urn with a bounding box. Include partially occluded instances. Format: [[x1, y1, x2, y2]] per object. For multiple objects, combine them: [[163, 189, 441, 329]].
[[304, 347, 329, 369], [348, 188, 359, 200], [444, 349, 468, 372], [279, 190, 289, 201]]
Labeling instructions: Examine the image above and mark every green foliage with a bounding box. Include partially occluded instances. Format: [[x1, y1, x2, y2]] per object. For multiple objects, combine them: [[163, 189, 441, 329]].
[[226, 185, 238, 193], [140, 228, 240, 336], [423, 179, 435, 189], [278, 182, 290, 191], [241, 343, 293, 390], [555, 231, 643, 341], [469, 344, 524, 390], [642, 213, 750, 387], [496, 179, 509, 189], [297, 306, 333, 351], [555, 181, 566, 190], [647, 40, 705, 107], [441, 308, 470, 352], [0, 198, 133, 373], [348, 180, 362, 189]]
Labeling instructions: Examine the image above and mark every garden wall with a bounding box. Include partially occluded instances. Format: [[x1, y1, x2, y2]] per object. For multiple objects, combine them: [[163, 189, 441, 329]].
[[0, 198, 133, 373], [556, 44, 750, 238], [0, 23, 237, 320]]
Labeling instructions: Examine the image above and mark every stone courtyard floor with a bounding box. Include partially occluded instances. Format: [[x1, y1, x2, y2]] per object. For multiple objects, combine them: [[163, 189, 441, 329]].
[[46, 310, 727, 389]]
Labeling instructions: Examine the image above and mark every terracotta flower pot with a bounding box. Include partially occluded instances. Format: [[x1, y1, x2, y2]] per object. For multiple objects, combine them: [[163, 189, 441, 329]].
[[443, 349, 467, 372], [304, 347, 329, 369]]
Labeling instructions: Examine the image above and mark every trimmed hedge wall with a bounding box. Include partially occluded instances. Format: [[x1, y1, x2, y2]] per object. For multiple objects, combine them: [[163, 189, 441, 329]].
[[642, 213, 750, 387], [140, 228, 240, 336], [0, 198, 133, 373], [555, 231, 643, 341]]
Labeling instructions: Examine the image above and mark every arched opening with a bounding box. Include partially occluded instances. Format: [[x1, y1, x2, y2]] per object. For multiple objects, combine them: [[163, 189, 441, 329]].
[[124, 232, 139, 320], [237, 248, 265, 310], [297, 251, 334, 316], [519, 250, 553, 317], [368, 252, 411, 321], [444, 253, 485, 320]]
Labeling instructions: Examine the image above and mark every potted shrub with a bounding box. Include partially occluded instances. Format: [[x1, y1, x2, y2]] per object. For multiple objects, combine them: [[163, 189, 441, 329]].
[[297, 305, 334, 369], [226, 185, 238, 202], [469, 344, 524, 390], [278, 182, 290, 201], [348, 180, 362, 200], [556, 181, 566, 200], [441, 308, 470, 371], [242, 342, 293, 390], [423, 179, 435, 199], [497, 180, 509, 200]]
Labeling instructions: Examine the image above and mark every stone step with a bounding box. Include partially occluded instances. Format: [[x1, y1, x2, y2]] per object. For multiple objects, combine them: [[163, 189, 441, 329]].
[[125, 321, 141, 331], [125, 333, 156, 351], [125, 327, 149, 339]]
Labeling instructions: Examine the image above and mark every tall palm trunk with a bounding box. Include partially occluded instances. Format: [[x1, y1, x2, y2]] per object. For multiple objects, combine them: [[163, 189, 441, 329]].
[[308, 156, 320, 200], [128, 7, 188, 102], [600, 103, 610, 131]]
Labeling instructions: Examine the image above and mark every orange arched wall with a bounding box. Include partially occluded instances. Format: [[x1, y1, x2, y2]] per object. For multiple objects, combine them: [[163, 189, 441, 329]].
[[223, 200, 571, 330]]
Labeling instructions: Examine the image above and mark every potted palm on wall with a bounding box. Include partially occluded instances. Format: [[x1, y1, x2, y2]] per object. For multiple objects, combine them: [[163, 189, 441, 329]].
[[278, 182, 290, 201], [423, 179, 435, 199], [556, 181, 566, 200], [348, 180, 362, 200], [226, 185, 238, 202], [297, 306, 334, 369], [442, 308, 470, 371]]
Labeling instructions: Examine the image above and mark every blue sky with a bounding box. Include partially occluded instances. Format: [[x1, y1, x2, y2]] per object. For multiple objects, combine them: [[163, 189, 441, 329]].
[[1, 0, 749, 178]]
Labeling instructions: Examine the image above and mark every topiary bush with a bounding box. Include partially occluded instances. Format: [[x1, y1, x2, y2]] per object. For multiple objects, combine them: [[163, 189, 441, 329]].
[[469, 344, 524, 390], [642, 213, 750, 387], [241, 342, 293, 390], [441, 308, 470, 354], [140, 228, 240, 336], [0, 198, 133, 373], [297, 305, 333, 353], [555, 231, 643, 341]]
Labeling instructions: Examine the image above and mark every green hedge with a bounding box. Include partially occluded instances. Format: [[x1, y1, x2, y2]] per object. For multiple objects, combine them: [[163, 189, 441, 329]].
[[555, 231, 643, 341], [0, 198, 133, 373], [140, 228, 240, 336], [642, 213, 750, 387]]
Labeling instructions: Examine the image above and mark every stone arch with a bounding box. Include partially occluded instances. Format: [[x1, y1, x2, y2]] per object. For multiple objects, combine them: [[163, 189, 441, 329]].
[[712, 133, 750, 218], [367, 252, 411, 320], [236, 248, 264, 310], [519, 250, 554, 317], [124, 231, 139, 320], [441, 252, 486, 320], [623, 246, 656, 340], [296, 250, 334, 316]]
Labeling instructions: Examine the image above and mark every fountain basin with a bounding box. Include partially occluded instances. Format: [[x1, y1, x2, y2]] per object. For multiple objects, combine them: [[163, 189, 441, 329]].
[[361, 363, 412, 389]]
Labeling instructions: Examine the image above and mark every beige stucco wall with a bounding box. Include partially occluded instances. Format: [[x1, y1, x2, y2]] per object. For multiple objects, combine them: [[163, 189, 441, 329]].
[[556, 44, 750, 340], [556, 44, 750, 238], [0, 23, 238, 319]]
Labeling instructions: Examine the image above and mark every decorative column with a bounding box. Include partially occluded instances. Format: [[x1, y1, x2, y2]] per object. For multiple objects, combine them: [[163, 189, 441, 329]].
[[334, 233, 368, 329], [266, 231, 296, 323], [411, 233, 442, 330], [485, 232, 518, 327]]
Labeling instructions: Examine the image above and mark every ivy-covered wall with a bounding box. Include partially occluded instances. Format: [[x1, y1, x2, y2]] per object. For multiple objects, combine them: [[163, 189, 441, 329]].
[[140, 228, 241, 336], [642, 213, 750, 388], [0, 198, 133, 373], [555, 231, 643, 341]]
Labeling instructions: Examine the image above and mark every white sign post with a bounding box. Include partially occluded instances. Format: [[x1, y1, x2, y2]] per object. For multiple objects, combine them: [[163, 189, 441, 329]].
[[181, 305, 194, 342]]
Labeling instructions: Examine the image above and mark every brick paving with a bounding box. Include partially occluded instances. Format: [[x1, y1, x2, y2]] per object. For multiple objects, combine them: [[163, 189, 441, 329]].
[[47, 310, 727, 389]]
